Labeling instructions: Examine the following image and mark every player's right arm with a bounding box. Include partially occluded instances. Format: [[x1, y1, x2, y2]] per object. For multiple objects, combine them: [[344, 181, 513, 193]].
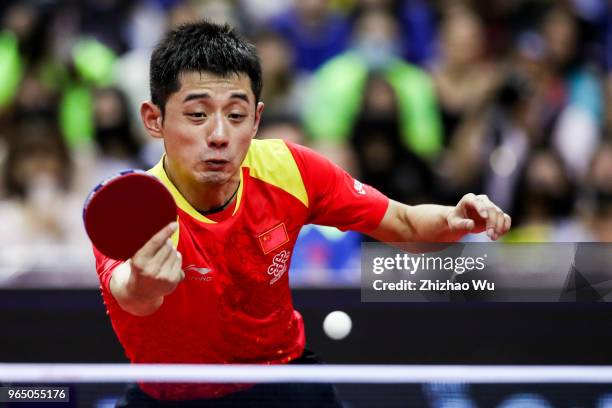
[[109, 222, 184, 316]]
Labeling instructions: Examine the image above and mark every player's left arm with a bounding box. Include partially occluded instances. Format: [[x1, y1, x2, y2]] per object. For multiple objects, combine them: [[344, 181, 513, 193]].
[[368, 193, 511, 243]]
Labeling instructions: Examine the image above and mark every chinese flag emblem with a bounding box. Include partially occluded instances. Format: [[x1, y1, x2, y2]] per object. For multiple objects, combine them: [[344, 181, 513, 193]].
[[258, 223, 289, 254]]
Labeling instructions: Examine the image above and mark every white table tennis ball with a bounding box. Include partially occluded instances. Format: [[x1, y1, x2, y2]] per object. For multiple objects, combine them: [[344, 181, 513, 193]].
[[323, 310, 352, 340]]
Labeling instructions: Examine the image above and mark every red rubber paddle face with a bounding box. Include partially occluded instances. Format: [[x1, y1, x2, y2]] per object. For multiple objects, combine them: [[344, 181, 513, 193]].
[[84, 171, 177, 261]]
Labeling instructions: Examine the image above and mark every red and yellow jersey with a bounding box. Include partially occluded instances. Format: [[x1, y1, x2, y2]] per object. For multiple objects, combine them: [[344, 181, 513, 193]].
[[94, 139, 389, 400]]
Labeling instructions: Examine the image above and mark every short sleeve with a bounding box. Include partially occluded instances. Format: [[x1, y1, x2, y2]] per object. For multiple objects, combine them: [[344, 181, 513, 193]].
[[286, 141, 389, 233]]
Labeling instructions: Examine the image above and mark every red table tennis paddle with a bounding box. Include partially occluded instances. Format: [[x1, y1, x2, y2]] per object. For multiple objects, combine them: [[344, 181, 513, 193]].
[[83, 170, 177, 261]]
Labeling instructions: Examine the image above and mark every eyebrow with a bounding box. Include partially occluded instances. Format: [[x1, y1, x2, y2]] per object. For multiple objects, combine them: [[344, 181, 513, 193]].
[[183, 92, 250, 103]]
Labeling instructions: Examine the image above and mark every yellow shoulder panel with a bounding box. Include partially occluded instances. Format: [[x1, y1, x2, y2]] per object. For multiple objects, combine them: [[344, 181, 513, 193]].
[[242, 139, 309, 208], [147, 161, 180, 245], [147, 159, 214, 237]]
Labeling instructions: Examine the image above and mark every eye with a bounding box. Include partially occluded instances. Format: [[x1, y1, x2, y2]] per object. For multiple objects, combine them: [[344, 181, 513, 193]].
[[187, 112, 206, 119], [228, 113, 246, 120]]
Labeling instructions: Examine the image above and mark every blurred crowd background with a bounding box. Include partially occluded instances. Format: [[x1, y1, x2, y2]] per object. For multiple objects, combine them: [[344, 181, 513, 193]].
[[0, 0, 611, 287]]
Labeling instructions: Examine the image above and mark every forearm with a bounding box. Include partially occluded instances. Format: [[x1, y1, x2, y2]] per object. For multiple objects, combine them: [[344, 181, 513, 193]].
[[403, 204, 461, 242], [109, 262, 163, 316], [370, 194, 511, 244], [369, 201, 459, 243]]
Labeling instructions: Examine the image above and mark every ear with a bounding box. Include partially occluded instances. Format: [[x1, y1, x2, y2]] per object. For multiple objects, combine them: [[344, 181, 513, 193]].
[[251, 101, 265, 138], [140, 101, 164, 139]]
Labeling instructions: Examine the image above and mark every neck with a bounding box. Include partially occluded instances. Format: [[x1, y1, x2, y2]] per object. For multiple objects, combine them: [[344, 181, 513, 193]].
[[164, 157, 240, 213]]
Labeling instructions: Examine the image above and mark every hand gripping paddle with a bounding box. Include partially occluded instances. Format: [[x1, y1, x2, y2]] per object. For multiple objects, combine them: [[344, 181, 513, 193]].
[[83, 170, 177, 261]]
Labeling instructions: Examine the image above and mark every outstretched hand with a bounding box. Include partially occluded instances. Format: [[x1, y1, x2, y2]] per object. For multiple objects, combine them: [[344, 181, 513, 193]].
[[446, 193, 511, 241]]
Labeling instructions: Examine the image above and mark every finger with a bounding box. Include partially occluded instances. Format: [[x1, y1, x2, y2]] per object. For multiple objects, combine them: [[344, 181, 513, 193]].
[[503, 214, 512, 234], [496, 207, 506, 238], [484, 207, 498, 239], [141, 239, 174, 277], [450, 216, 475, 232], [494, 208, 505, 240], [172, 252, 185, 281], [475, 196, 497, 238], [483, 205, 501, 240], [461, 195, 486, 219], [176, 252, 185, 280], [159, 249, 182, 280], [159, 252, 184, 286], [133, 222, 178, 262]]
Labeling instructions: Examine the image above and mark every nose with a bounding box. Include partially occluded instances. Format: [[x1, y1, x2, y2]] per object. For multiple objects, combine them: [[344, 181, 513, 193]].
[[207, 114, 229, 148]]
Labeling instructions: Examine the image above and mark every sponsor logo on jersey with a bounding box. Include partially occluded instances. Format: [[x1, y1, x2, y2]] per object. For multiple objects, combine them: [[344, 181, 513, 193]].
[[267, 250, 290, 285], [184, 264, 213, 282], [354, 179, 366, 195], [184, 265, 211, 275]]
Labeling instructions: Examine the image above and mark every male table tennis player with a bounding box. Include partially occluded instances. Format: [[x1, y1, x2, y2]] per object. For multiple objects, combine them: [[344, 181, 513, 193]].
[[93, 21, 511, 407]]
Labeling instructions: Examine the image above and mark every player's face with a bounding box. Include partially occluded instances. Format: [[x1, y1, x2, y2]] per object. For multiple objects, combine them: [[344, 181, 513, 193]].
[[161, 71, 263, 185]]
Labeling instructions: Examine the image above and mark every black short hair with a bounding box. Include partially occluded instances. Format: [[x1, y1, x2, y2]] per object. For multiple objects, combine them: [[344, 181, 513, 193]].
[[150, 21, 262, 113]]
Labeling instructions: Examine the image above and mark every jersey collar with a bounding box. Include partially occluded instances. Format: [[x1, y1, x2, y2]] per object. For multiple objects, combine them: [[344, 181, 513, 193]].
[[148, 155, 244, 224]]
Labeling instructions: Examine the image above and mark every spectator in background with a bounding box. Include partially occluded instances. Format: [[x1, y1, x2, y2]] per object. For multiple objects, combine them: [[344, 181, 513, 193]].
[[605, 72, 612, 134], [237, 0, 287, 28], [0, 1, 48, 109], [72, 86, 146, 195], [258, 115, 307, 145], [442, 71, 533, 213], [269, 0, 351, 74], [0, 2, 121, 151], [124, 0, 167, 52], [251, 31, 304, 120], [579, 141, 612, 242], [59, 37, 117, 150], [468, 0, 550, 58], [77, 0, 132, 55], [1, 120, 72, 228], [350, 74, 433, 205], [431, 6, 500, 146], [0, 1, 71, 125], [442, 4, 604, 223], [0, 119, 95, 285], [348, 0, 437, 66], [11, 68, 58, 121], [503, 149, 577, 242], [302, 7, 442, 172], [91, 87, 144, 176], [528, 5, 602, 180], [197, 0, 242, 28], [0, 1, 119, 152]]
